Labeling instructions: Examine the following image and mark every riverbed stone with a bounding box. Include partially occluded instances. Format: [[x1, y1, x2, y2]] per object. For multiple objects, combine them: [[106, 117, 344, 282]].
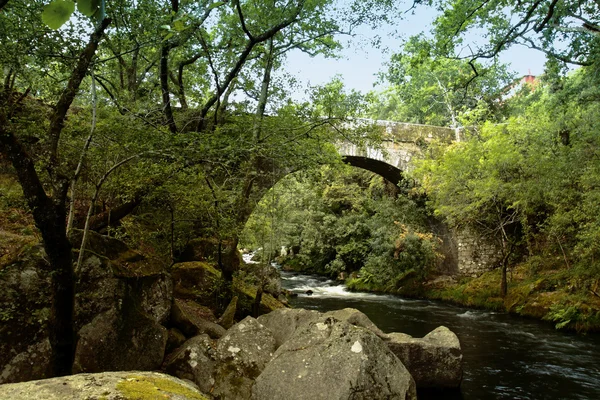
[[252, 316, 417, 400], [387, 326, 463, 388], [0, 371, 209, 399]]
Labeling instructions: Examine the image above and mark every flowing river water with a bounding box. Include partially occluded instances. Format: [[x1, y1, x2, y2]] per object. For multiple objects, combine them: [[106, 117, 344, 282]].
[[276, 269, 600, 400]]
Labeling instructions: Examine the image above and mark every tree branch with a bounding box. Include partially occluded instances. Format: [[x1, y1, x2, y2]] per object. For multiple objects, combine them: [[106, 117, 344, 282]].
[[48, 18, 111, 176]]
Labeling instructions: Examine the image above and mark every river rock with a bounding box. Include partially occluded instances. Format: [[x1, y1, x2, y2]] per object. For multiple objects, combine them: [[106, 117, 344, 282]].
[[162, 334, 218, 395], [172, 298, 226, 339], [387, 326, 463, 388], [72, 307, 167, 373], [213, 316, 277, 400], [252, 316, 417, 400], [179, 237, 242, 272], [0, 371, 209, 399], [171, 261, 223, 306]]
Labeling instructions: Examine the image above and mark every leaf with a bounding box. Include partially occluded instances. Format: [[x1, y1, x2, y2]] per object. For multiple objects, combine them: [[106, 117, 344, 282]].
[[208, 1, 226, 11], [77, 0, 100, 18], [42, 0, 76, 30]]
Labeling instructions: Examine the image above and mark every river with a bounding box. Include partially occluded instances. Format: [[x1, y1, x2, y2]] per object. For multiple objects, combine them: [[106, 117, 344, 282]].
[[279, 270, 600, 400]]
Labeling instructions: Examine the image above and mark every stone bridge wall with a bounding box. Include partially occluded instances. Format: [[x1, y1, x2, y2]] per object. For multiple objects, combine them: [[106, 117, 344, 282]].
[[337, 120, 497, 277]]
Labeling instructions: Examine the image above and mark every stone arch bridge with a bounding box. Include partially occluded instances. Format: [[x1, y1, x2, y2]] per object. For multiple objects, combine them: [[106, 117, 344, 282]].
[[335, 118, 458, 185], [251, 119, 496, 277]]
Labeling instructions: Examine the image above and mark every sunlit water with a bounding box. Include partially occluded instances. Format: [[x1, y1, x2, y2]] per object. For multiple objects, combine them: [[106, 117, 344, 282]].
[[276, 268, 600, 400]]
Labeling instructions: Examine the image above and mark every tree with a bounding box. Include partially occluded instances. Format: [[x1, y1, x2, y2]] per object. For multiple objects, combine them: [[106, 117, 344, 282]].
[[414, 123, 527, 296], [0, 0, 110, 376], [429, 0, 600, 67], [369, 35, 513, 128]]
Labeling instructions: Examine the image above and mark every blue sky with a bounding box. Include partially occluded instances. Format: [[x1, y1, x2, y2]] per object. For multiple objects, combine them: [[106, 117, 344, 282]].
[[282, 4, 546, 97]]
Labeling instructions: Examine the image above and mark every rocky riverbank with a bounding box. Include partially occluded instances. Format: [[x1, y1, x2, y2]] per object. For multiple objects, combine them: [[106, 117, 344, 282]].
[[1, 231, 463, 399]]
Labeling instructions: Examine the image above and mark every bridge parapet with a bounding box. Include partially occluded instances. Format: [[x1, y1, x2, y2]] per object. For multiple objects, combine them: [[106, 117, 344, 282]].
[[347, 118, 458, 143], [336, 119, 459, 178]]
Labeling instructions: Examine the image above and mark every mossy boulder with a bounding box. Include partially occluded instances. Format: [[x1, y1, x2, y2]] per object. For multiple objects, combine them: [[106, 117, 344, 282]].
[[233, 278, 286, 319], [0, 371, 209, 399], [179, 237, 242, 272], [1, 231, 173, 383], [171, 261, 224, 308]]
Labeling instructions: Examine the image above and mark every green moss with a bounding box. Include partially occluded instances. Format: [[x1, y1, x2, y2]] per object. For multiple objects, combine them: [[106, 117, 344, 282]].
[[116, 374, 208, 400], [173, 261, 221, 277]]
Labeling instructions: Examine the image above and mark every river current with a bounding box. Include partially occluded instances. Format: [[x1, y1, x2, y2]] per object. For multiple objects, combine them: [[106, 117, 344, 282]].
[[278, 269, 600, 400]]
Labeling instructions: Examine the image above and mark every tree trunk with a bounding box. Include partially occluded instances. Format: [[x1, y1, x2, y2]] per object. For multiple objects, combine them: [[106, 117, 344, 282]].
[[0, 122, 74, 375]]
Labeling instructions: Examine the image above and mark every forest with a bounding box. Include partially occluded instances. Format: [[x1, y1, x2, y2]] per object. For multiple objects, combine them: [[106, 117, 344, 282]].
[[1, 0, 600, 385]]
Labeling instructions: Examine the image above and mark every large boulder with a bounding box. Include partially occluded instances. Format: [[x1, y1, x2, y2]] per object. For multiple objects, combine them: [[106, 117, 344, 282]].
[[256, 307, 386, 348], [256, 308, 321, 347], [171, 261, 223, 305], [179, 237, 242, 271], [233, 278, 286, 319], [213, 316, 277, 400], [387, 326, 463, 388], [72, 307, 168, 373], [324, 308, 388, 340], [164, 316, 277, 400], [0, 244, 52, 384], [172, 298, 227, 339], [0, 231, 173, 383], [72, 229, 172, 329], [0, 371, 209, 399], [252, 316, 417, 400], [162, 334, 219, 395], [0, 340, 51, 384]]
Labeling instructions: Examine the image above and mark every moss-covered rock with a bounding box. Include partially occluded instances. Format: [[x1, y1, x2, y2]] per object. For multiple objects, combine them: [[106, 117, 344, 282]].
[[171, 261, 224, 308], [0, 371, 209, 399]]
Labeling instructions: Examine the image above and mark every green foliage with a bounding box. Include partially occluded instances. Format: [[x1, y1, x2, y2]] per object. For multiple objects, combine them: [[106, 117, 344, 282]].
[[42, 0, 75, 29], [368, 34, 513, 127], [242, 164, 441, 282]]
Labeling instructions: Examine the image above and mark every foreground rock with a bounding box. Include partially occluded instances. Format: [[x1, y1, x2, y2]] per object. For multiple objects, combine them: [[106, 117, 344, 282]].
[[252, 316, 417, 400], [213, 317, 277, 399], [164, 317, 277, 399], [163, 334, 218, 395], [0, 371, 209, 399], [387, 326, 463, 388], [256, 307, 387, 347]]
